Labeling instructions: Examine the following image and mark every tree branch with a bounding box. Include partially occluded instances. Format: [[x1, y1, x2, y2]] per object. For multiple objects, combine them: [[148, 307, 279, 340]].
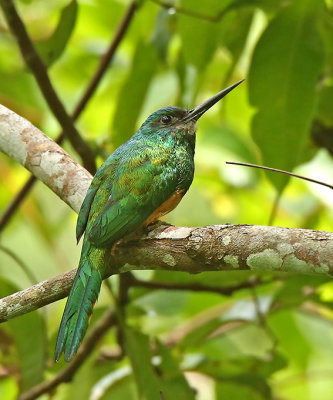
[[0, 0, 96, 173], [0, 105, 332, 322], [0, 222, 332, 322], [0, 104, 92, 213], [0, 0, 137, 232]]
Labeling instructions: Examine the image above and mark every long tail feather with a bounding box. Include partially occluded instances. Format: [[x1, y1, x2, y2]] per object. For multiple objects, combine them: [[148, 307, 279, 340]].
[[55, 244, 107, 362]]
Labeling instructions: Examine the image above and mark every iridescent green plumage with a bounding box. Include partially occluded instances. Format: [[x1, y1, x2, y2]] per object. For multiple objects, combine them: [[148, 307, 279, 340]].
[[55, 81, 243, 362]]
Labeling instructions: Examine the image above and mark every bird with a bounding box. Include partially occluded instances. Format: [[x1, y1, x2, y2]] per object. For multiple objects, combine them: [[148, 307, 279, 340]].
[[54, 79, 244, 362]]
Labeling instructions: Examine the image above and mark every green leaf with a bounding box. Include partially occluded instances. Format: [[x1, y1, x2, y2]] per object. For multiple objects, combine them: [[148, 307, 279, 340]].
[[179, 318, 226, 349], [317, 85, 333, 126], [0, 279, 47, 392], [268, 309, 312, 368], [0, 71, 43, 116], [318, 6, 333, 71], [198, 355, 284, 399], [230, 0, 286, 13], [249, 0, 325, 191], [219, 7, 254, 62], [200, 123, 258, 164], [124, 326, 161, 400], [216, 378, 268, 400], [151, 8, 175, 62], [178, 0, 223, 71], [271, 275, 328, 309], [98, 374, 138, 400], [0, 377, 18, 400], [156, 340, 196, 399], [123, 325, 195, 400], [63, 352, 133, 400], [36, 0, 78, 67], [111, 41, 159, 148]]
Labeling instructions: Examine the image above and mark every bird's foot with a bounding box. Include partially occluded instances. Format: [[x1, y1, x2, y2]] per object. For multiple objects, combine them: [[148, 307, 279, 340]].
[[144, 219, 171, 233]]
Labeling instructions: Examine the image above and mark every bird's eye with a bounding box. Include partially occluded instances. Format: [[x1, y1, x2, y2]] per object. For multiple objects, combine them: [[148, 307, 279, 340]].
[[161, 115, 172, 124]]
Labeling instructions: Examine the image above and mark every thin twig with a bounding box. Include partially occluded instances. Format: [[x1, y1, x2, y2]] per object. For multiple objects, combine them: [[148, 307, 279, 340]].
[[226, 161, 333, 190], [1, 0, 96, 173], [17, 309, 117, 400], [0, 1, 137, 233]]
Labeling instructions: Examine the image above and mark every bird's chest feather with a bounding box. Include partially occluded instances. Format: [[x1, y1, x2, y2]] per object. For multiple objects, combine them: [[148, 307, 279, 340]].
[[148, 137, 195, 183], [144, 188, 186, 225]]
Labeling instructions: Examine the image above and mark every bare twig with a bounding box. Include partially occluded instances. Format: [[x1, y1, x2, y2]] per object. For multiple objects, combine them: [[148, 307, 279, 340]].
[[226, 161, 333, 190], [226, 161, 333, 226], [18, 309, 117, 400], [1, 0, 96, 173], [0, 1, 137, 233]]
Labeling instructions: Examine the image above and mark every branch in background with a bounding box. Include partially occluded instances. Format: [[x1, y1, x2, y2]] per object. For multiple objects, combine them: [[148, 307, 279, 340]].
[[1, 0, 96, 173], [1, 222, 332, 322], [130, 275, 263, 295], [0, 0, 137, 233], [17, 309, 117, 400]]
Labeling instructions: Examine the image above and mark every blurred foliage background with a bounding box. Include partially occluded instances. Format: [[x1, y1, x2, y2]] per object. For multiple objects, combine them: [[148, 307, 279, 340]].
[[0, 0, 333, 399]]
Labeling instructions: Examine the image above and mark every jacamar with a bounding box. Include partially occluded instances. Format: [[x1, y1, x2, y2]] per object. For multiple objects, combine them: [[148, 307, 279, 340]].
[[55, 79, 244, 362]]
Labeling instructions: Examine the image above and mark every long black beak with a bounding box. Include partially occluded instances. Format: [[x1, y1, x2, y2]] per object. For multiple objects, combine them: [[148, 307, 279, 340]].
[[183, 79, 244, 122]]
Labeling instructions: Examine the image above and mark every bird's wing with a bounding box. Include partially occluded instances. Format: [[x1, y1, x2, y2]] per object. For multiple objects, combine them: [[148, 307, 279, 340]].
[[87, 157, 179, 247], [76, 158, 117, 243]]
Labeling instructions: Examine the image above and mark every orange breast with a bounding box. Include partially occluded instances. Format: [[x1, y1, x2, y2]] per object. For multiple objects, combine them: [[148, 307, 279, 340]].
[[144, 189, 186, 225]]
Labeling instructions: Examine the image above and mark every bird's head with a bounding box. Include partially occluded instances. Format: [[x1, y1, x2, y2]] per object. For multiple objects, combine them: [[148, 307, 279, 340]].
[[137, 79, 244, 141]]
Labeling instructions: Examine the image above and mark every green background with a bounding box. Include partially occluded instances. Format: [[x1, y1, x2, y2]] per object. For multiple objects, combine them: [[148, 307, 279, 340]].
[[1, 0, 333, 399]]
